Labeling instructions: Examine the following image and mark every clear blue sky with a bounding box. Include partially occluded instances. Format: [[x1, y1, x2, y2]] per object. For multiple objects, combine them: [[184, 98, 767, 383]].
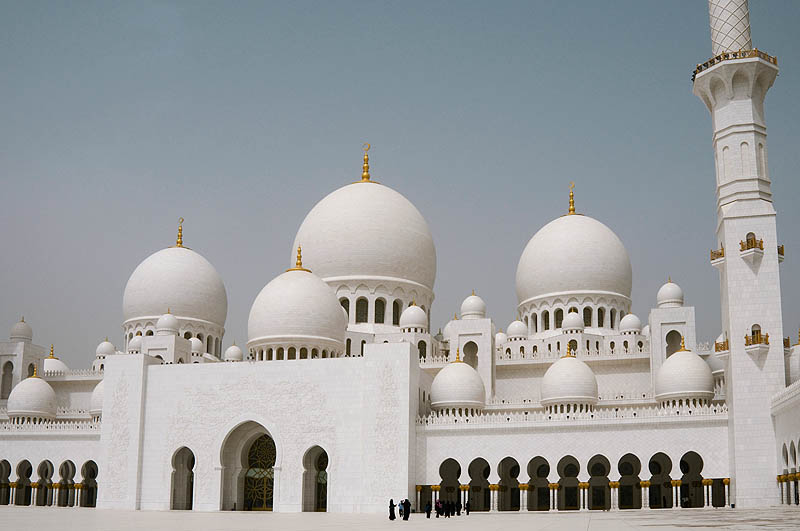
[[1, 1, 798, 367]]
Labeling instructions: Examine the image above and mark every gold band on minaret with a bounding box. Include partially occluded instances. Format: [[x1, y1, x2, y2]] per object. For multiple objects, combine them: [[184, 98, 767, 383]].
[[287, 245, 311, 272], [176, 217, 184, 247], [568, 182, 576, 215]]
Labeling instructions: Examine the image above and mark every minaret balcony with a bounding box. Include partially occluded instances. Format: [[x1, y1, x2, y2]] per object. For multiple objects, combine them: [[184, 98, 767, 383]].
[[710, 247, 725, 268], [744, 332, 769, 357], [692, 48, 778, 81], [740, 236, 764, 265], [784, 337, 793, 356], [715, 339, 730, 361], [778, 245, 785, 264]]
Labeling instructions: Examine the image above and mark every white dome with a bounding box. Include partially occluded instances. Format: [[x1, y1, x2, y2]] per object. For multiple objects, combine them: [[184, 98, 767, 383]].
[[495, 330, 507, 345], [96, 340, 115, 357], [10, 318, 32, 342], [156, 313, 179, 335], [430, 360, 486, 410], [43, 356, 69, 373], [507, 320, 527, 338], [189, 337, 203, 353], [123, 246, 228, 326], [7, 375, 57, 419], [516, 214, 632, 305], [641, 324, 651, 337], [540, 356, 598, 406], [292, 181, 436, 290], [248, 269, 346, 348], [655, 347, 715, 402], [460, 293, 486, 319], [704, 352, 725, 374], [620, 313, 642, 333], [562, 311, 584, 331], [400, 305, 428, 330], [90, 379, 104, 417], [128, 335, 143, 352], [656, 280, 684, 308], [224, 344, 244, 361]]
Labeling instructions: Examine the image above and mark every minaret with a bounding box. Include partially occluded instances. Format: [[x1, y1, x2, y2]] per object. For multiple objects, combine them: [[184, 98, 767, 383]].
[[693, 0, 784, 508]]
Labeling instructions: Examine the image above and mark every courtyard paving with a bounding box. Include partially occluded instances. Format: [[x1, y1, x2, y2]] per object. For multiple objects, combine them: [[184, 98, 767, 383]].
[[0, 506, 799, 530]]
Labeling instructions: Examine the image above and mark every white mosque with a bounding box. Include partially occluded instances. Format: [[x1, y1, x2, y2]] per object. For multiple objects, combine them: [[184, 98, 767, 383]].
[[1, 0, 799, 515]]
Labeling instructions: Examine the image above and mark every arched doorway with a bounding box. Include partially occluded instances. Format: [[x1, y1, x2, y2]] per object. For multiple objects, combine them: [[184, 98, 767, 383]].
[[498, 456, 520, 511], [57, 461, 76, 506], [463, 341, 478, 369], [220, 421, 277, 511], [14, 460, 32, 506], [526, 457, 550, 511], [1, 361, 13, 399], [467, 458, 490, 511], [302, 446, 328, 512], [665, 330, 682, 357], [617, 453, 642, 509], [438, 458, 460, 504], [679, 451, 704, 508], [80, 461, 98, 507], [648, 453, 673, 508], [587, 455, 610, 510], [171, 447, 195, 510], [0, 460, 10, 505], [556, 456, 579, 510], [35, 460, 54, 506]]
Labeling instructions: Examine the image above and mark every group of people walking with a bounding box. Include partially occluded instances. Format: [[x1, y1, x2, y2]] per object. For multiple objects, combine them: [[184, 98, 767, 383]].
[[389, 497, 470, 520]]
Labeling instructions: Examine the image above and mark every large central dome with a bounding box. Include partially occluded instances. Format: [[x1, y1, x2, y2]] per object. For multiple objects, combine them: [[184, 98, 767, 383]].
[[292, 165, 436, 291], [516, 213, 632, 306]]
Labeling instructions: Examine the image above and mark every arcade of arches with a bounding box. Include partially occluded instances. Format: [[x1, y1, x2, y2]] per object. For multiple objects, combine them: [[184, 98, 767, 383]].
[[0, 459, 97, 508], [421, 451, 729, 512]]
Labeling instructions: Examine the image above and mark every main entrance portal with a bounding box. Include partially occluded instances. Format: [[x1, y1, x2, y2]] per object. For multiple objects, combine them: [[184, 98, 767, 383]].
[[244, 434, 276, 511]]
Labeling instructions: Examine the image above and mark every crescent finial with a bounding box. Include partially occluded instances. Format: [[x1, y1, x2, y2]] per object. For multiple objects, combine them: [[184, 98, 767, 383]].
[[363, 142, 370, 153], [569, 181, 575, 191]]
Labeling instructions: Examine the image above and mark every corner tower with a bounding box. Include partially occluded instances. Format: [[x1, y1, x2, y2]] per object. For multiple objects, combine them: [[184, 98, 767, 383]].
[[692, 0, 784, 507]]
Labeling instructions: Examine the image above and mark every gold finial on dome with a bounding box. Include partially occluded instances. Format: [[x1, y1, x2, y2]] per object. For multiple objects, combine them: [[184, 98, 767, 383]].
[[20, 316, 24, 322], [471, 289, 475, 296], [167, 308, 171, 314], [678, 335, 688, 352], [563, 343, 575, 358], [668, 275, 672, 283], [361, 143, 371, 182], [453, 312, 458, 320], [454, 347, 461, 362], [48, 344, 55, 359], [175, 217, 184, 247], [568, 182, 576, 215], [32, 364, 39, 378], [286, 245, 311, 272]]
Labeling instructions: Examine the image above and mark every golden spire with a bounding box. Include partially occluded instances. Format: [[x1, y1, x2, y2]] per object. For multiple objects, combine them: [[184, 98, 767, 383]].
[[668, 275, 672, 283], [32, 364, 39, 378], [453, 312, 458, 320], [454, 347, 461, 362], [568, 182, 576, 215], [286, 245, 311, 272], [20, 316, 24, 322], [167, 308, 171, 314], [471, 289, 475, 296], [48, 344, 55, 359], [361, 143, 371, 182], [175, 217, 184, 247], [678, 335, 687, 351]]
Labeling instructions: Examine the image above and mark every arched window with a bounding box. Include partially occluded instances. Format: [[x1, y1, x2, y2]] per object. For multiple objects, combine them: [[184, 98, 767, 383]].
[[346, 338, 351, 356], [665, 330, 682, 357], [375, 299, 386, 324], [171, 448, 194, 510], [1, 361, 13, 399], [392, 299, 401, 326], [27, 364, 35, 377], [418, 341, 427, 359], [750, 324, 762, 343], [355, 298, 368, 323], [542, 310, 550, 331], [339, 298, 350, 320], [531, 313, 538, 333], [554, 309, 564, 329], [609, 341, 615, 352], [610, 309, 617, 329], [360, 340, 366, 356], [583, 307, 592, 327], [746, 232, 756, 246], [288, 347, 296, 360], [183, 332, 192, 340], [207, 336, 213, 355], [146, 330, 154, 336], [597, 308, 605, 328], [300, 348, 308, 360]]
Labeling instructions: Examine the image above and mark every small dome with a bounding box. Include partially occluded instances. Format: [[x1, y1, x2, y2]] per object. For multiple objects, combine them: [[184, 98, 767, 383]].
[[90, 380, 104, 417], [657, 280, 684, 308], [704, 352, 725, 374], [128, 335, 143, 353], [156, 313, 179, 335], [460, 293, 486, 319], [189, 337, 203, 353], [430, 359, 486, 410], [224, 344, 243, 362], [96, 340, 115, 357], [507, 320, 527, 338], [248, 267, 346, 348], [495, 330, 507, 346], [641, 324, 651, 337], [400, 305, 428, 330], [620, 313, 642, 333], [43, 356, 69, 373], [655, 345, 714, 402], [562, 311, 584, 331], [10, 318, 33, 342], [7, 374, 57, 419], [540, 356, 598, 406]]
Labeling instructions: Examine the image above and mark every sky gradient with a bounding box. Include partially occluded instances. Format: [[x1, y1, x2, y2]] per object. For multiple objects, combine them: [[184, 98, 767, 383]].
[[1, 1, 798, 367]]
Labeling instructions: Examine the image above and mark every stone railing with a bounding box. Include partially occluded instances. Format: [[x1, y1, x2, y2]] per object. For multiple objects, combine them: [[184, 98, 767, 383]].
[[419, 354, 451, 367], [715, 339, 729, 352], [692, 48, 778, 80], [771, 379, 800, 416], [56, 407, 91, 417], [43, 368, 103, 378], [740, 237, 764, 252], [745, 332, 769, 346], [778, 245, 785, 257], [487, 390, 654, 409], [417, 402, 728, 427], [710, 247, 725, 261], [0, 419, 100, 432], [496, 345, 649, 364]]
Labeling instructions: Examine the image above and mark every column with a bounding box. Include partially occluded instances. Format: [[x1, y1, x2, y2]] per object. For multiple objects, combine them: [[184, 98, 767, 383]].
[[489, 484, 499, 512], [779, 476, 785, 504], [415, 485, 421, 512], [578, 483, 587, 511], [610, 481, 619, 510], [31, 482, 39, 506], [518, 484, 528, 511], [702, 479, 712, 507], [671, 480, 680, 509], [75, 484, 82, 507], [549, 483, 558, 510], [641, 481, 649, 509], [787, 477, 794, 506], [460, 485, 469, 508], [9, 482, 15, 505], [723, 478, 730, 507], [432, 485, 439, 506]]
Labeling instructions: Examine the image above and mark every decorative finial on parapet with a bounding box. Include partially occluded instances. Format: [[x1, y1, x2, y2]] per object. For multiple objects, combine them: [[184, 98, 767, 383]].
[[361, 143, 371, 182], [175, 217, 184, 247], [568, 182, 576, 215], [708, 0, 752, 55], [49, 344, 55, 359]]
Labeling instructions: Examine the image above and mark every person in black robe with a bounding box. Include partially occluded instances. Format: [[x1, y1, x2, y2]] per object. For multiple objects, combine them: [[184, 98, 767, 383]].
[[403, 498, 411, 520], [465, 499, 471, 515], [389, 499, 396, 521], [425, 501, 432, 518], [456, 499, 462, 516]]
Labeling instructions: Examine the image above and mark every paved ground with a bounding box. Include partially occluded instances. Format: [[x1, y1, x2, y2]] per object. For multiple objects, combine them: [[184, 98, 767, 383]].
[[1, 506, 799, 530]]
